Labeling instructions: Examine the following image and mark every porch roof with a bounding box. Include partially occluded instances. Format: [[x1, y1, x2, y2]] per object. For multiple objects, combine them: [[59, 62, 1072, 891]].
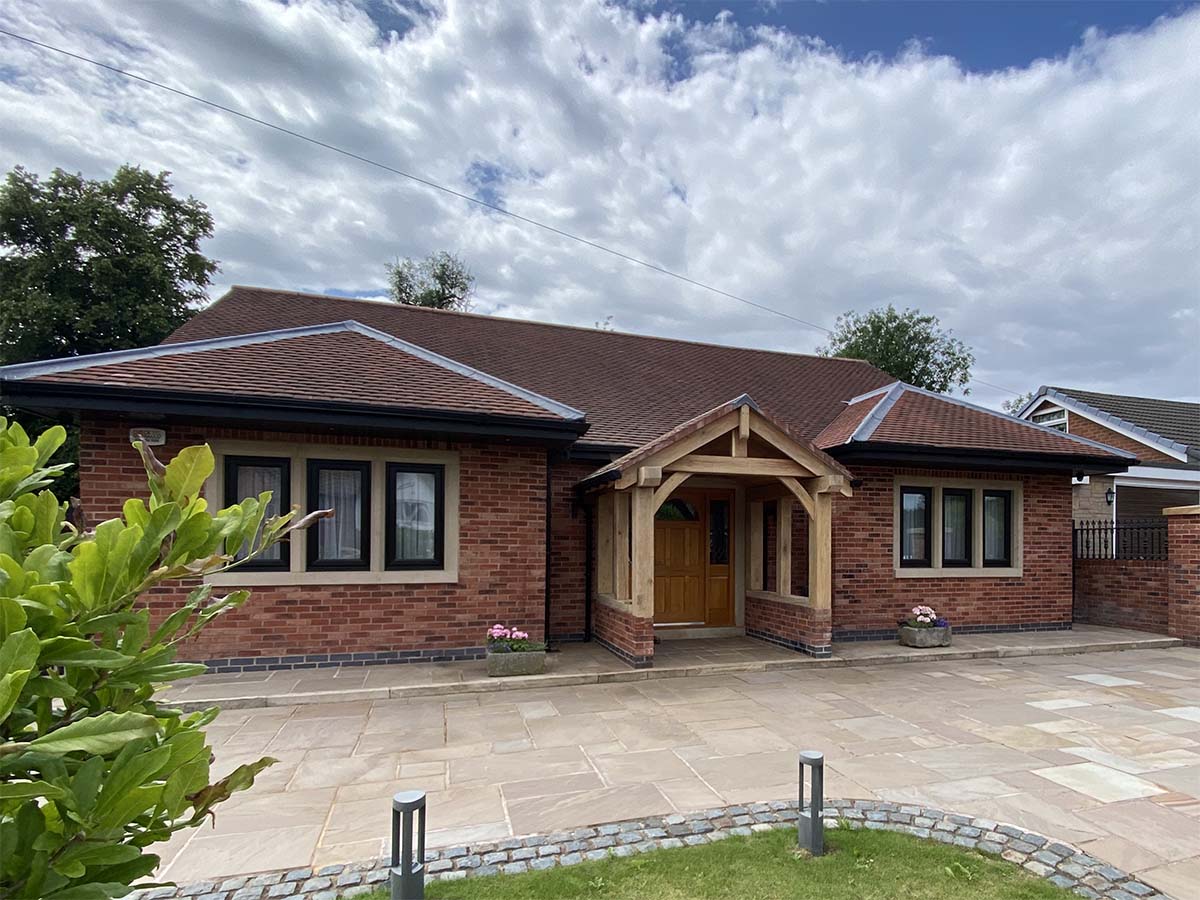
[[577, 394, 852, 491]]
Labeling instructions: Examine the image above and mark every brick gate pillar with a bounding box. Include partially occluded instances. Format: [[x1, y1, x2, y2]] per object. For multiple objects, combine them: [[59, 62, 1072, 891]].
[[1165, 505, 1200, 646]]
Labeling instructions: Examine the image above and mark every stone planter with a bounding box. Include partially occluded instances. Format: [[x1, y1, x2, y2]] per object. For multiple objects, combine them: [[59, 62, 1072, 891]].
[[486, 649, 546, 677], [897, 624, 952, 648]]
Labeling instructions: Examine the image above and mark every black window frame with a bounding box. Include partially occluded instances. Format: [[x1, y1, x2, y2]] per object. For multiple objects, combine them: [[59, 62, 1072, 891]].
[[982, 489, 1013, 568], [223, 455, 291, 571], [306, 459, 372, 571], [384, 462, 445, 571], [941, 488, 974, 568], [899, 486, 933, 568]]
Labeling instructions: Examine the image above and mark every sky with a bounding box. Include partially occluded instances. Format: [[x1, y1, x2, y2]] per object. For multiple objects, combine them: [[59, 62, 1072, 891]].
[[0, 0, 1197, 409]]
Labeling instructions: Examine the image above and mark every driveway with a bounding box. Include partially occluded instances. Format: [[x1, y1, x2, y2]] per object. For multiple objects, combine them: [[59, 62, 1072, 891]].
[[158, 646, 1200, 898]]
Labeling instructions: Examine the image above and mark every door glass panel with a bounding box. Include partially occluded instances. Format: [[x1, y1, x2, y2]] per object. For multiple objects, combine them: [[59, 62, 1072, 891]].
[[656, 499, 699, 521], [709, 499, 729, 565]]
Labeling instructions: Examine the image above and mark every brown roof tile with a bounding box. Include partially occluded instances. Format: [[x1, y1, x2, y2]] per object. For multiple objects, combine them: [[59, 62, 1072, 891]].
[[28, 328, 570, 422], [839, 387, 1133, 459], [164, 287, 895, 447]]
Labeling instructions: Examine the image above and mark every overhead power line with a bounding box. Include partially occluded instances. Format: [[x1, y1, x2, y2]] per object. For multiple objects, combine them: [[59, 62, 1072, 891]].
[[0, 27, 1022, 399]]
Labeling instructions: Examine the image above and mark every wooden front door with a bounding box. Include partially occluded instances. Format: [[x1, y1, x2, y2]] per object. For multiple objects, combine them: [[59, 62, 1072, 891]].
[[654, 489, 734, 627]]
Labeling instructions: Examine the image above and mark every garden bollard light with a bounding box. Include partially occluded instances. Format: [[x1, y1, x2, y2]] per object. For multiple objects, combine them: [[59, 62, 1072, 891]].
[[390, 790, 427, 900], [797, 750, 825, 856]]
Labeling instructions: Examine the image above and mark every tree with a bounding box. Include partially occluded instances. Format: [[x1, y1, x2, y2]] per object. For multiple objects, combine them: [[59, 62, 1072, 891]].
[[0, 165, 217, 499], [1002, 390, 1036, 416], [0, 418, 326, 899], [386, 251, 474, 310], [818, 305, 975, 394], [0, 166, 217, 365]]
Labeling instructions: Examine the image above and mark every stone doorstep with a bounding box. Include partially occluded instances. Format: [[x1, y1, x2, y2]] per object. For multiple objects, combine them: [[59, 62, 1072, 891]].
[[169, 636, 1184, 713], [130, 798, 1176, 900]]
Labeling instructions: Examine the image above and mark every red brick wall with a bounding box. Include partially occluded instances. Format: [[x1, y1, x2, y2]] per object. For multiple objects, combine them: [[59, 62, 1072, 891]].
[[831, 466, 1072, 635], [745, 594, 831, 655], [549, 460, 593, 641], [1068, 416, 1175, 465], [761, 502, 809, 596], [79, 416, 548, 664], [1073, 559, 1169, 633], [1167, 510, 1200, 646], [592, 601, 653, 667]]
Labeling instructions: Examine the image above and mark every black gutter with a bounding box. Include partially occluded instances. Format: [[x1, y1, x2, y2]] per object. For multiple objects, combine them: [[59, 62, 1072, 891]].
[[2, 381, 589, 444], [827, 441, 1134, 477], [574, 468, 623, 495], [544, 449, 553, 649]]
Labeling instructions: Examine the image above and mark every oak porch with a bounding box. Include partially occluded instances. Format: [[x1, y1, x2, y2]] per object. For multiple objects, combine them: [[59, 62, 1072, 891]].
[[579, 396, 852, 666]]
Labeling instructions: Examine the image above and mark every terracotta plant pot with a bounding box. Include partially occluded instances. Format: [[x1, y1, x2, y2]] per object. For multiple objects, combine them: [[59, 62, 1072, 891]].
[[486, 649, 546, 677], [897, 624, 952, 648]]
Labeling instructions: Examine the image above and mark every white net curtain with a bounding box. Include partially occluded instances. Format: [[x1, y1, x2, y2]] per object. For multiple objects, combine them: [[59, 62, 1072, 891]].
[[393, 471, 437, 561]]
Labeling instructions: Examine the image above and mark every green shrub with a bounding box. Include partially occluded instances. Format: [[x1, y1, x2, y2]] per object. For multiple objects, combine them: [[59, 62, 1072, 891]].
[[0, 419, 325, 899]]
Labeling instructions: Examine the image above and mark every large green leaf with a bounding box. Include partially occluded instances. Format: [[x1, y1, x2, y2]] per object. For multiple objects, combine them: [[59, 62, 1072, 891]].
[[0, 780, 65, 801], [0, 597, 27, 639], [163, 445, 214, 502], [29, 712, 158, 755]]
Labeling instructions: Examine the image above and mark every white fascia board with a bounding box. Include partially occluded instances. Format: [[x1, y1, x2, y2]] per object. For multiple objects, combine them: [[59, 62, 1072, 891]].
[[1115, 465, 1200, 490], [1038, 388, 1189, 463], [1015, 386, 1051, 419]]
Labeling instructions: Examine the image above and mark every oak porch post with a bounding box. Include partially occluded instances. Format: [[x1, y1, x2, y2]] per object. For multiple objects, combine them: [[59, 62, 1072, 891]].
[[808, 492, 832, 609], [630, 486, 656, 617]]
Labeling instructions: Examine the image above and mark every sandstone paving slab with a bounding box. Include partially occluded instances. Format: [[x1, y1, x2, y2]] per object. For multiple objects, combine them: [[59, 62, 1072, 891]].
[[1033, 762, 1165, 803], [150, 645, 1200, 898], [162, 824, 322, 883], [1139, 857, 1200, 899], [1077, 798, 1200, 861], [505, 784, 672, 834]]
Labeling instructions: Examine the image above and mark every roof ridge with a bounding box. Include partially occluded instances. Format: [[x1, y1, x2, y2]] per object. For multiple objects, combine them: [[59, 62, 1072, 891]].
[[0, 322, 357, 380], [1048, 385, 1200, 409], [218, 285, 884, 369], [897, 383, 1137, 458], [342, 322, 583, 421], [848, 382, 905, 442], [1038, 387, 1190, 457], [0, 320, 585, 423]]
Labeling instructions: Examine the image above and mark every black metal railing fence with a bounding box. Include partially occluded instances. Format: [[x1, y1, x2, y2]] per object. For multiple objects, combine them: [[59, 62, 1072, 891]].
[[1073, 518, 1168, 560]]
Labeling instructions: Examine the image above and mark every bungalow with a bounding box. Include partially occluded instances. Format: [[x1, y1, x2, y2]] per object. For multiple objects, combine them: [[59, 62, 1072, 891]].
[[0, 287, 1136, 670]]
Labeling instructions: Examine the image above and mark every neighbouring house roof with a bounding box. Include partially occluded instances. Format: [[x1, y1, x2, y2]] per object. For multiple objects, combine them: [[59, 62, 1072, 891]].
[[162, 286, 896, 449], [0, 321, 588, 442], [1020, 386, 1200, 466], [816, 382, 1136, 472]]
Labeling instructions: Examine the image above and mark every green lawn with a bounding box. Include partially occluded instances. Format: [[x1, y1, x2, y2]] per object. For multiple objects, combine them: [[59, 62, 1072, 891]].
[[356, 827, 1073, 900]]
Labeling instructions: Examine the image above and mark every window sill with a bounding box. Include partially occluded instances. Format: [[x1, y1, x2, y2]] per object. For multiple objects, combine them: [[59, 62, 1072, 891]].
[[206, 568, 458, 587], [893, 566, 1022, 579]]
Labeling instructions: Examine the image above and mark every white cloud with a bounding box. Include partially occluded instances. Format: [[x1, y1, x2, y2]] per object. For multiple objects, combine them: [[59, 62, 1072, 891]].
[[1, 0, 1197, 405]]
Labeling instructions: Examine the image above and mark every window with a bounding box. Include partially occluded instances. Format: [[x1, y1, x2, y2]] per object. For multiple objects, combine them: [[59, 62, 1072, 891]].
[[983, 490, 1013, 567], [1031, 408, 1067, 432], [655, 498, 699, 521], [385, 463, 444, 569], [306, 460, 371, 570], [899, 487, 932, 567], [941, 488, 972, 567], [223, 456, 290, 570], [709, 498, 730, 565]]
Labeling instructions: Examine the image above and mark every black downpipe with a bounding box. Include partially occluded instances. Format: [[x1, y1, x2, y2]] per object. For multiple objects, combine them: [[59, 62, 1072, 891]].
[[544, 449, 553, 649], [583, 500, 594, 642]]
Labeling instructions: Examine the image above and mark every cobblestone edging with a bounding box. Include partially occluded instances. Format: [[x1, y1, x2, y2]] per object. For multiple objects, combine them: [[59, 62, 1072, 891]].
[[132, 799, 1173, 900]]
